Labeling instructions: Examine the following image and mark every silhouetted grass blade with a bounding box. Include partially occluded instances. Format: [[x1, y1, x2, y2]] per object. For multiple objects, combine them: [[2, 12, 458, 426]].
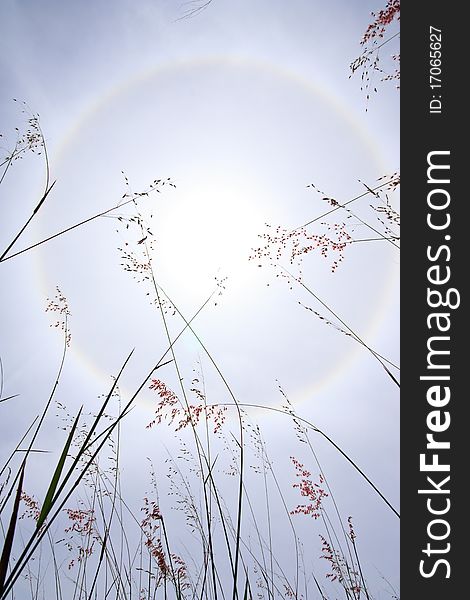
[[36, 407, 83, 530], [0, 462, 25, 594]]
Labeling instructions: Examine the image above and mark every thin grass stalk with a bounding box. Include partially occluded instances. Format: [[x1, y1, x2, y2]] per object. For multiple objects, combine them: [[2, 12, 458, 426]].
[[320, 509, 359, 600], [284, 268, 400, 387], [227, 421, 272, 598], [95, 452, 127, 598], [82, 288, 218, 457], [349, 535, 370, 600], [154, 282, 246, 600], [279, 390, 359, 587], [321, 514, 356, 600], [207, 402, 399, 519], [202, 458, 235, 577], [137, 229, 220, 600], [85, 489, 113, 600], [236, 475, 270, 596], [258, 435, 276, 600], [231, 523, 296, 599], [48, 351, 133, 514], [302, 433, 358, 589], [0, 313, 70, 517], [0, 181, 167, 264], [0, 144, 18, 187], [200, 368, 217, 599], [81, 464, 129, 598], [326, 196, 399, 250], [259, 441, 301, 599], [0, 416, 39, 478], [296, 178, 398, 231], [44, 530, 63, 600], [0, 181, 56, 262], [132, 229, 221, 600]]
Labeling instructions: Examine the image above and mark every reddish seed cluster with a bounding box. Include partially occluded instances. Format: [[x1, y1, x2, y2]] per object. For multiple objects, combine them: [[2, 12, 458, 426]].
[[141, 497, 169, 576], [45, 286, 71, 346], [350, 0, 400, 103], [63, 507, 99, 568], [146, 379, 179, 429], [250, 221, 352, 279], [319, 535, 344, 584], [140, 497, 189, 588], [361, 0, 400, 45], [320, 533, 361, 594], [146, 379, 227, 434], [64, 508, 96, 536], [141, 497, 162, 525], [176, 403, 227, 434], [20, 491, 41, 521], [146, 537, 169, 576], [171, 553, 190, 590], [290, 457, 328, 519]]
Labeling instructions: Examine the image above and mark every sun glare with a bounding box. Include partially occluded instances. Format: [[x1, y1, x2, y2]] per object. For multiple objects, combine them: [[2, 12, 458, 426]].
[[154, 177, 266, 300]]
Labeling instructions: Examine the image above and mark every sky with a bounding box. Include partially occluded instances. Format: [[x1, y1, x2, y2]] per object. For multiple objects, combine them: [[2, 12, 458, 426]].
[[0, 1, 400, 597]]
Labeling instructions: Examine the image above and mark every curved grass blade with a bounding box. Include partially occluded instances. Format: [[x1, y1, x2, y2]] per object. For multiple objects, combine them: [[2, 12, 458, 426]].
[[0, 395, 19, 403], [0, 462, 25, 594], [36, 407, 82, 530]]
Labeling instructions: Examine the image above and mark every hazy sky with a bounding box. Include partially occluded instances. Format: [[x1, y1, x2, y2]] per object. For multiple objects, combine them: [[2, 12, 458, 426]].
[[0, 1, 399, 597]]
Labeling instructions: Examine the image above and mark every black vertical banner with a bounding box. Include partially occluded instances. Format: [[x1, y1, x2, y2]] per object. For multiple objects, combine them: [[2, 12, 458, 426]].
[[401, 2, 465, 598]]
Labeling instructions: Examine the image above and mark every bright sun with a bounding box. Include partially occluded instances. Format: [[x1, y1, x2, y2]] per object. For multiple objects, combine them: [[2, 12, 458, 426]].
[[153, 176, 267, 301]]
